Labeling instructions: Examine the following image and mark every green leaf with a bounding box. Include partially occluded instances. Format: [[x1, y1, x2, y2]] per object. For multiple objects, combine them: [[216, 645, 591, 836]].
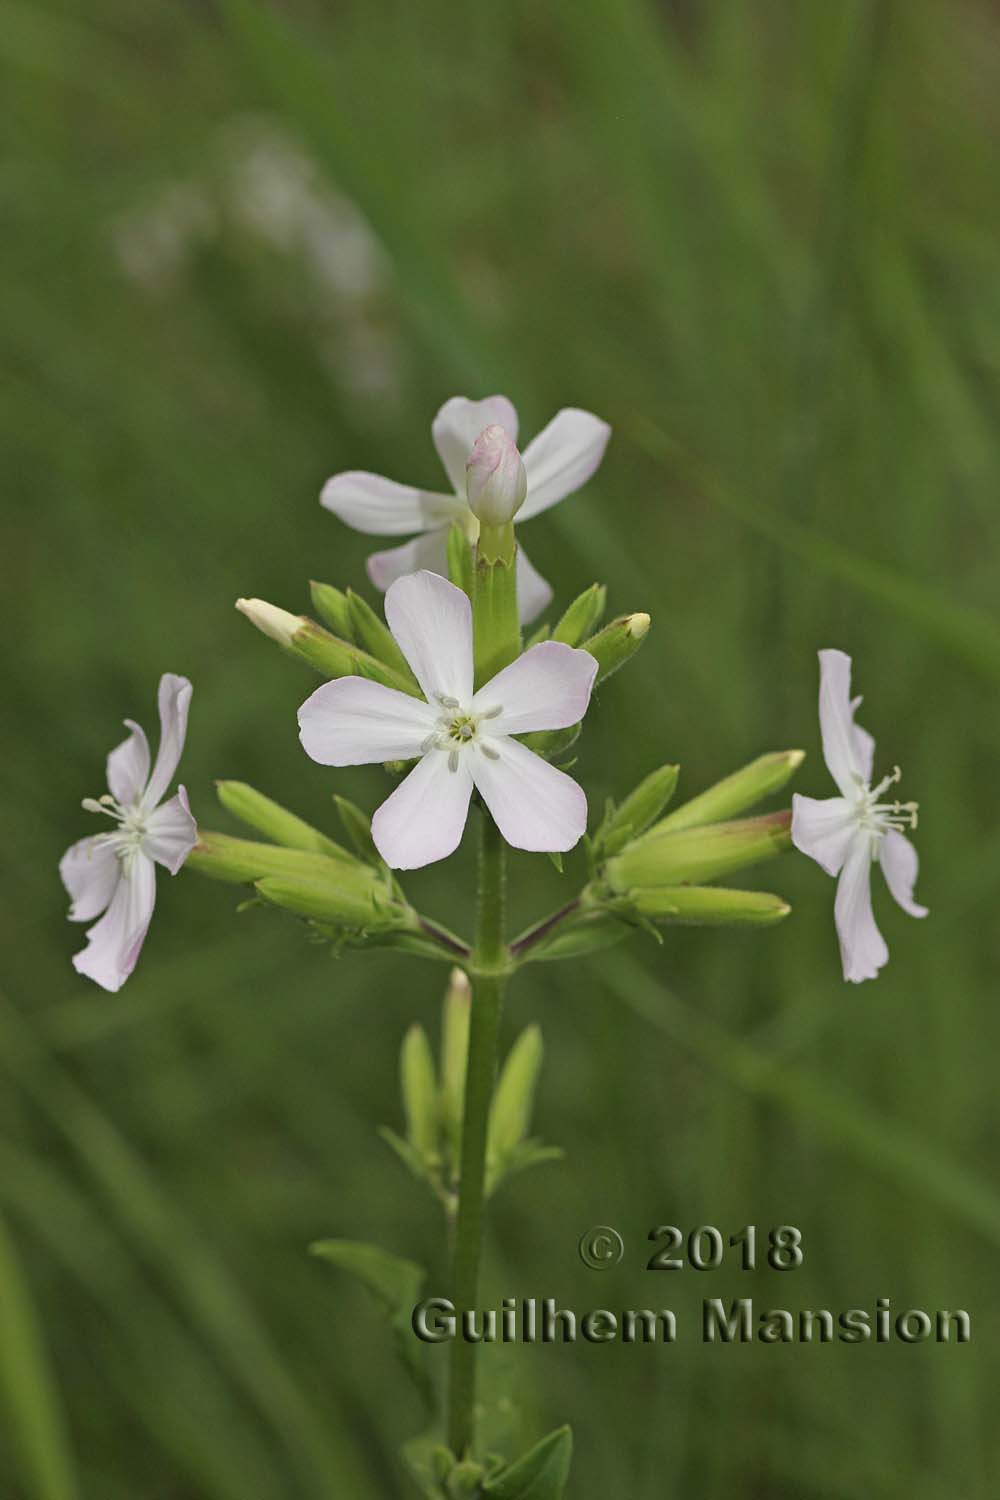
[[309, 1240, 430, 1403], [483, 1425, 573, 1498]]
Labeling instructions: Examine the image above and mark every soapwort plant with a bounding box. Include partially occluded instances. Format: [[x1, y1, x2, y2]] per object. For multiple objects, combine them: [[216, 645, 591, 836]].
[[60, 396, 927, 1496]]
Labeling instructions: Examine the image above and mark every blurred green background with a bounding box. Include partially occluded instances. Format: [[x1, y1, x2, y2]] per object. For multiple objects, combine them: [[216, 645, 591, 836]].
[[3, 0, 999, 1494]]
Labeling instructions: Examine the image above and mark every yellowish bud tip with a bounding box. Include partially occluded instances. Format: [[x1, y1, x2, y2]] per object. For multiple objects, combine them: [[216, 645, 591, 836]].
[[448, 966, 471, 997], [627, 612, 651, 639], [787, 750, 806, 769], [235, 598, 302, 647]]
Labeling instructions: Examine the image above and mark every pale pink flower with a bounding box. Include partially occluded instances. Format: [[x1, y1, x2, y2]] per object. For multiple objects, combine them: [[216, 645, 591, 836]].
[[320, 395, 611, 623], [792, 650, 927, 983], [298, 571, 597, 869], [60, 674, 197, 992]]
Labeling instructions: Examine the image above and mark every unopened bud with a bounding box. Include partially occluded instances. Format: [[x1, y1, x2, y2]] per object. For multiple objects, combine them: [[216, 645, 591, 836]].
[[594, 763, 680, 856], [309, 581, 354, 640], [235, 597, 302, 648], [466, 424, 527, 525], [487, 1026, 543, 1162], [186, 830, 374, 887], [215, 781, 351, 861], [655, 750, 805, 834], [441, 968, 471, 1175], [629, 886, 791, 927], [401, 1025, 440, 1161], [552, 583, 607, 647], [606, 811, 792, 890], [583, 612, 650, 684], [346, 588, 416, 684], [255, 873, 401, 929]]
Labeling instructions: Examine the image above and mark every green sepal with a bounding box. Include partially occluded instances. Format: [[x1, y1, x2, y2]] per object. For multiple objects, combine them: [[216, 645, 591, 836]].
[[255, 874, 406, 930], [519, 724, 581, 761], [654, 750, 805, 833], [547, 851, 564, 874], [551, 583, 606, 646], [515, 913, 630, 964], [607, 811, 793, 890], [309, 580, 354, 640], [215, 781, 352, 861], [293, 617, 420, 695], [347, 588, 417, 685], [378, 1125, 430, 1184], [487, 1140, 564, 1199], [524, 622, 551, 648], [402, 1434, 454, 1499], [483, 1425, 573, 1498], [310, 1240, 430, 1403]]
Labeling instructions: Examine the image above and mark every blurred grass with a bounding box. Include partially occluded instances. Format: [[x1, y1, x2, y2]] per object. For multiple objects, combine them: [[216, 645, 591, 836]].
[[2, 0, 999, 1495]]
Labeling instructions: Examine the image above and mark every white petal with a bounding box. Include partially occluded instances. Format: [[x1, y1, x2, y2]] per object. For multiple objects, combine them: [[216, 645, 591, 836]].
[[791, 793, 857, 877], [878, 830, 928, 919], [471, 736, 587, 853], [817, 649, 871, 798], [144, 674, 193, 809], [833, 835, 888, 984], [372, 751, 474, 869], [518, 408, 611, 520], [144, 786, 198, 875], [60, 836, 121, 922], [321, 470, 462, 536], [474, 641, 597, 736], [515, 546, 554, 624], [366, 528, 450, 593], [72, 851, 157, 993], [298, 677, 434, 766], [106, 719, 150, 806], [384, 570, 474, 706], [431, 395, 519, 494], [850, 695, 876, 783]]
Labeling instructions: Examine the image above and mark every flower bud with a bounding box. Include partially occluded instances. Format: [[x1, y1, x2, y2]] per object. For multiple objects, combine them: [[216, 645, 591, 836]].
[[441, 968, 470, 1173], [346, 588, 416, 685], [582, 612, 650, 684], [309, 580, 354, 640], [215, 781, 351, 861], [593, 763, 680, 857], [235, 597, 302, 647], [606, 811, 792, 890], [487, 1025, 543, 1162], [552, 583, 607, 647], [400, 1024, 440, 1162], [629, 886, 791, 927], [654, 750, 805, 834], [186, 830, 375, 887], [465, 424, 527, 525], [255, 874, 402, 929]]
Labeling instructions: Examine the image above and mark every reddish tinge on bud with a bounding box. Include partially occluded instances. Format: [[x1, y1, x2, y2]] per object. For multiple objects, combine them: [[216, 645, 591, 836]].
[[465, 424, 528, 525]]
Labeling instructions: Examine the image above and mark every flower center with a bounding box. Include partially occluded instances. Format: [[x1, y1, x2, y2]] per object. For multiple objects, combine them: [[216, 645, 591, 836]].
[[422, 696, 502, 772], [854, 765, 919, 835], [83, 793, 148, 864]]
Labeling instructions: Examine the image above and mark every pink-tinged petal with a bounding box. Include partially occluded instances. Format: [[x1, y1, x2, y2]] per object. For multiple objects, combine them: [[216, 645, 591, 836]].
[[366, 528, 450, 593], [372, 751, 474, 869], [299, 677, 435, 766], [384, 571, 474, 706], [144, 674, 192, 810], [518, 408, 611, 520], [474, 641, 597, 736], [106, 719, 150, 806], [321, 471, 462, 536], [833, 835, 888, 984], [144, 786, 198, 875], [470, 737, 587, 853], [878, 830, 928, 919], [60, 836, 121, 923], [432, 396, 519, 494], [791, 793, 856, 878], [515, 546, 554, 624], [850, 695, 876, 783], [72, 851, 157, 993], [817, 649, 870, 798]]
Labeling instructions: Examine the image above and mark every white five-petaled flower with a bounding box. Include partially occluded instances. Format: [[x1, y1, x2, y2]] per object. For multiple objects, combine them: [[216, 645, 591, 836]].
[[60, 674, 198, 993], [298, 571, 598, 870], [320, 395, 611, 624], [792, 649, 927, 984]]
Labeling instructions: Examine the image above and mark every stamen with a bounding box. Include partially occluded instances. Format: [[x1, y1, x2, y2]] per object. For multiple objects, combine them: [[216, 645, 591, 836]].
[[436, 694, 460, 709], [448, 749, 460, 773], [479, 703, 503, 720], [480, 744, 500, 761]]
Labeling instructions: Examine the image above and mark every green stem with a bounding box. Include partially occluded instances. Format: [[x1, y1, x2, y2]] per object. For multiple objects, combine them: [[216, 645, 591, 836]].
[[447, 810, 507, 1457]]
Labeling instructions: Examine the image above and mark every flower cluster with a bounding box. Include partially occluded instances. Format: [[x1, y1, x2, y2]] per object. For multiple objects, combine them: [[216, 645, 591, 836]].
[[61, 394, 927, 991]]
